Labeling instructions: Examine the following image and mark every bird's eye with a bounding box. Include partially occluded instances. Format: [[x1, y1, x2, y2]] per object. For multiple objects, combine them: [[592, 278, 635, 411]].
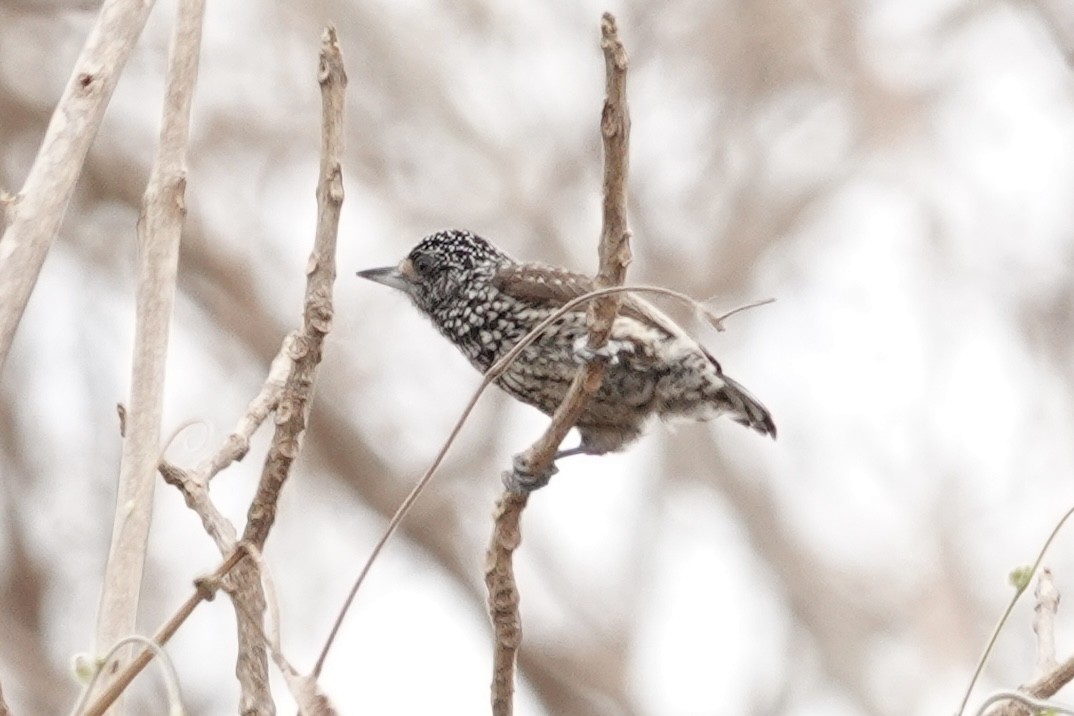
[[413, 254, 436, 275]]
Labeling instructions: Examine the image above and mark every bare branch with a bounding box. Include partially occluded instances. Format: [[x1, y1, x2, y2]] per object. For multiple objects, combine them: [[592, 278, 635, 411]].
[[156, 334, 293, 553], [94, 0, 205, 706], [242, 546, 338, 716], [230, 27, 346, 714], [80, 548, 248, 716], [0, 189, 14, 232], [230, 562, 273, 714], [0, 679, 12, 716], [73, 635, 185, 716], [485, 490, 528, 716], [981, 570, 1074, 716], [154, 337, 291, 711], [0, 0, 158, 372], [151, 30, 345, 711], [486, 13, 631, 715], [988, 655, 1074, 716], [200, 334, 294, 483], [1034, 568, 1059, 678], [311, 283, 768, 676], [242, 24, 346, 549], [978, 690, 1074, 716], [958, 504, 1074, 715], [316, 20, 769, 680], [159, 461, 239, 551], [508, 12, 632, 485], [1024, 656, 1074, 702]]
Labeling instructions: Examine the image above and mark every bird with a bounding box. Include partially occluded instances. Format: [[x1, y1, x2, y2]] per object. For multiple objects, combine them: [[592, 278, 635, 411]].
[[357, 229, 775, 490]]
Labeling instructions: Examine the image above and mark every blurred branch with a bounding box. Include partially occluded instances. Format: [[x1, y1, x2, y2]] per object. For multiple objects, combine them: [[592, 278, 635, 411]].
[[0, 411, 68, 714], [1033, 568, 1059, 678], [0, 189, 12, 230], [0, 0, 158, 373], [94, 0, 205, 707], [673, 434, 893, 713], [1027, 0, 1074, 64], [0, 679, 11, 716], [486, 13, 632, 716]]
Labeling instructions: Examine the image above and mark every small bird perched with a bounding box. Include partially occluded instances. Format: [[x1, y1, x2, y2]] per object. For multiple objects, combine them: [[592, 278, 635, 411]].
[[358, 229, 774, 489]]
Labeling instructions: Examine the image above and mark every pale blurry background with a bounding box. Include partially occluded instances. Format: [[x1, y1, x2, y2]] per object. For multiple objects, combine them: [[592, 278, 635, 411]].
[[3, 1, 1074, 714]]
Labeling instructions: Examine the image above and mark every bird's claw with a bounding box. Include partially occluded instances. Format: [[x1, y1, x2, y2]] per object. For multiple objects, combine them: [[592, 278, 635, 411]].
[[572, 336, 634, 366], [502, 454, 558, 494]]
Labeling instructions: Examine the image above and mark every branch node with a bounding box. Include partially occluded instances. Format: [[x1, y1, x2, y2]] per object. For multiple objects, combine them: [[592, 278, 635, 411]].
[[193, 575, 220, 602]]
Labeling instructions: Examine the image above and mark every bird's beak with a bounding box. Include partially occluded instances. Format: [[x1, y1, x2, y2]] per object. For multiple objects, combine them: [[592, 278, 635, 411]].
[[356, 265, 411, 293]]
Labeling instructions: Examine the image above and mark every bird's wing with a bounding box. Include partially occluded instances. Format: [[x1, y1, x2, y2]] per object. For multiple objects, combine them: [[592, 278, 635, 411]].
[[492, 262, 724, 370]]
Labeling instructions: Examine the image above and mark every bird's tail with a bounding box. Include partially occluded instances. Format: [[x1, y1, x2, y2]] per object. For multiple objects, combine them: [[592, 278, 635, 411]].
[[715, 375, 777, 439]]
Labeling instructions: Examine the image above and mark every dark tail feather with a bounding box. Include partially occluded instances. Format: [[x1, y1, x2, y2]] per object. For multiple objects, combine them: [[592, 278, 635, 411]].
[[718, 375, 777, 438]]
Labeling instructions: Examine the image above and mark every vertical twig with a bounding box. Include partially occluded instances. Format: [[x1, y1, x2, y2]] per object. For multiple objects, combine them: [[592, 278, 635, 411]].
[[0, 678, 12, 716], [485, 491, 528, 716], [93, 0, 205, 709], [508, 13, 632, 482], [227, 26, 346, 714], [484, 13, 632, 716], [241, 24, 345, 549], [0, 0, 158, 373], [591, 12, 633, 331]]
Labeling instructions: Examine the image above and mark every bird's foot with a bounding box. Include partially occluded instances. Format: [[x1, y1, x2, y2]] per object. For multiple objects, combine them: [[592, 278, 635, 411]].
[[502, 454, 558, 494], [553, 444, 588, 460], [572, 336, 634, 366]]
